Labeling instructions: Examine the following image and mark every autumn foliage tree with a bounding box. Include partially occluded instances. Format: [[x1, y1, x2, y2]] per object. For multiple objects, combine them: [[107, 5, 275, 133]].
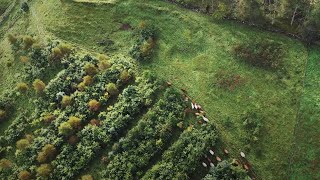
[[18, 170, 32, 180], [32, 79, 46, 94], [36, 164, 52, 177], [88, 99, 101, 112], [37, 144, 57, 163], [106, 83, 119, 96]]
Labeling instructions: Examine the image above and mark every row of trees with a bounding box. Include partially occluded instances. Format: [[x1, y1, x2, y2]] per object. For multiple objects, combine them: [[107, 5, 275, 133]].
[[102, 88, 186, 179], [51, 73, 159, 179], [142, 123, 218, 179], [171, 0, 320, 42]]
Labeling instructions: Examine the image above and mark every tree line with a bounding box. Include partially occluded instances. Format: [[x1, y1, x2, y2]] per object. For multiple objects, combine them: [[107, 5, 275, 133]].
[[170, 0, 320, 43]]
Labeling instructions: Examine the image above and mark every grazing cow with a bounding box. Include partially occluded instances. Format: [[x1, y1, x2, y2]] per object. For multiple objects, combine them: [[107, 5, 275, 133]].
[[202, 162, 208, 168], [216, 156, 222, 162], [244, 164, 250, 171], [202, 116, 209, 122], [240, 152, 246, 158], [166, 81, 172, 86], [195, 112, 200, 116], [209, 149, 214, 155], [194, 103, 199, 110], [191, 102, 195, 109], [210, 162, 215, 167], [223, 149, 229, 155]]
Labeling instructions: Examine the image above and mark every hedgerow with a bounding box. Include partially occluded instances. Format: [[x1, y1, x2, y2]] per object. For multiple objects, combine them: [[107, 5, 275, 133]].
[[142, 123, 218, 179]]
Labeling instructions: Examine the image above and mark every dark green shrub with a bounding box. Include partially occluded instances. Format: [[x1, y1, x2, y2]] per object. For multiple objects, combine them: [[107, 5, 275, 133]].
[[130, 23, 157, 61], [21, 2, 29, 12]]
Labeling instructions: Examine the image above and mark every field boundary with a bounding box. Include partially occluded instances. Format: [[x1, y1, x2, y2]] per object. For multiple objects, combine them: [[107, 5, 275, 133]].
[[288, 46, 311, 177]]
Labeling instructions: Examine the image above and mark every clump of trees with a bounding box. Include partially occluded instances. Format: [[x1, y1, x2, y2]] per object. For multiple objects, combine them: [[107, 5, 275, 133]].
[[130, 22, 157, 61]]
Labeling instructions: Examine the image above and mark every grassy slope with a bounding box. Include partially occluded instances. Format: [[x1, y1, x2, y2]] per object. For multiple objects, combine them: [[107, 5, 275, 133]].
[[0, 0, 11, 15], [290, 47, 320, 179], [0, 0, 310, 179]]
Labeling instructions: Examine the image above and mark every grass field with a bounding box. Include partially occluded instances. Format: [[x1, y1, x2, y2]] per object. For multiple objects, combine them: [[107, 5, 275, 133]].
[[289, 47, 320, 179], [0, 0, 11, 15], [0, 0, 317, 179]]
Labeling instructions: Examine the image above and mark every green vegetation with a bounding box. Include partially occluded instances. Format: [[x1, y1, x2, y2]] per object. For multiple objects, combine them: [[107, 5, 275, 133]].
[[0, 0, 319, 179]]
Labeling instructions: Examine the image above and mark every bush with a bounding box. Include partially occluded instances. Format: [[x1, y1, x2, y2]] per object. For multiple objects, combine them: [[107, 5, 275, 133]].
[[37, 144, 57, 163], [106, 83, 118, 96], [67, 135, 79, 145], [36, 164, 52, 177], [58, 43, 72, 56], [130, 24, 157, 61], [61, 95, 72, 108], [51, 47, 63, 60], [21, 2, 29, 12], [16, 139, 30, 151], [83, 75, 93, 86], [233, 40, 284, 70], [23, 35, 35, 49], [98, 60, 111, 71], [0, 109, 6, 122], [88, 99, 101, 112], [58, 122, 73, 136], [43, 114, 56, 123], [120, 70, 130, 82], [77, 82, 86, 91], [18, 170, 32, 180], [8, 34, 18, 44], [81, 174, 93, 180], [16, 83, 29, 93], [32, 79, 46, 94], [84, 63, 98, 76], [68, 116, 82, 129], [20, 56, 29, 63], [0, 159, 12, 169]]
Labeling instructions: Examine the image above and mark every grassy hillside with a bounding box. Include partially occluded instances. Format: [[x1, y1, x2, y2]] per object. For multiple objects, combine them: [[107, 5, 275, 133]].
[[0, 0, 11, 15], [0, 0, 317, 179], [290, 47, 320, 179]]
